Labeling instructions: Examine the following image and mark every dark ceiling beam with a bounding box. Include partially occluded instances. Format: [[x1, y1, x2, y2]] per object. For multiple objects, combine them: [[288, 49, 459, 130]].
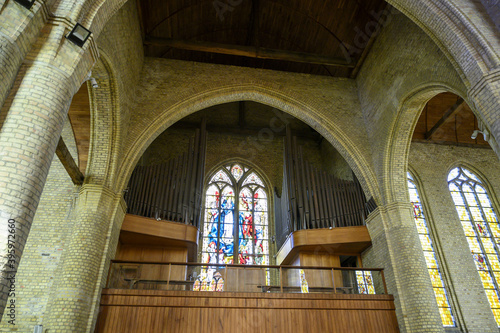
[[350, 2, 390, 78], [412, 138, 491, 149], [56, 137, 84, 185], [425, 98, 465, 140], [145, 36, 355, 68], [246, 0, 260, 47], [172, 121, 321, 140]]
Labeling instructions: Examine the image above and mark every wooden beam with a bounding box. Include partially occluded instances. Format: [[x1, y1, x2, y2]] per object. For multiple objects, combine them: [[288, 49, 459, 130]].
[[171, 121, 321, 140], [246, 0, 260, 47], [144, 36, 355, 68], [412, 138, 491, 149], [425, 98, 464, 140], [56, 137, 84, 185]]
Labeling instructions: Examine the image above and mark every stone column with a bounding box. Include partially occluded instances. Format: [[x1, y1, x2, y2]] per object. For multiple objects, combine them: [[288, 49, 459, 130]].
[[362, 202, 444, 333], [44, 184, 125, 332]]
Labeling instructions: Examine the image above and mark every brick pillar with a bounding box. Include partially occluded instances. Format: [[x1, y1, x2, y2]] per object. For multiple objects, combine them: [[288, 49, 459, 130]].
[[362, 202, 444, 333], [0, 60, 82, 319], [468, 68, 500, 159], [0, 1, 48, 110], [44, 185, 125, 332]]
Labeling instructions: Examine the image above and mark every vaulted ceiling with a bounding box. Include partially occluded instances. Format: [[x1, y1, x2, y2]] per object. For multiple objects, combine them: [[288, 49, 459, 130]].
[[64, 1, 488, 178], [138, 0, 388, 77]]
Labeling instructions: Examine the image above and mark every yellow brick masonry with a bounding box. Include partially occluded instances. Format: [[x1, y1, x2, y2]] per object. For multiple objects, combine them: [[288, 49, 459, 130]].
[[0, 20, 94, 322], [44, 184, 125, 332], [408, 143, 500, 331], [0, 1, 48, 112], [364, 203, 445, 333]]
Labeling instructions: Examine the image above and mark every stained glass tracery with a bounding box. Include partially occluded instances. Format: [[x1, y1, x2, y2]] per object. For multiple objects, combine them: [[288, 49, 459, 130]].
[[408, 172, 455, 327], [199, 163, 270, 290], [448, 167, 500, 326]]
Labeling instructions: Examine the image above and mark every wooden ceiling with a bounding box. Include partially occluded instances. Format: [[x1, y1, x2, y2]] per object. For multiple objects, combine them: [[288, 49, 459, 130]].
[[412, 92, 490, 148], [67, 84, 91, 173], [139, 0, 388, 77]]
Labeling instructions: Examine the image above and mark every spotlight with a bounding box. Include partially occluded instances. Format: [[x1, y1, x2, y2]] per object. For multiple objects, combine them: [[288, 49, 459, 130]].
[[90, 77, 98, 88], [471, 129, 490, 141], [66, 23, 91, 47], [14, 0, 35, 9], [471, 130, 480, 140]]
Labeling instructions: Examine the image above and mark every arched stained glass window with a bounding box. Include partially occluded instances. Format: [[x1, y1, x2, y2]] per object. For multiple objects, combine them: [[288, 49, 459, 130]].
[[198, 163, 270, 290], [448, 167, 500, 326], [408, 172, 455, 327]]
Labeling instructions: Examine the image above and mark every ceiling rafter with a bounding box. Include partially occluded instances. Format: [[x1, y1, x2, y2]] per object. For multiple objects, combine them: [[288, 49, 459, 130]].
[[425, 97, 465, 140], [144, 0, 350, 53], [145, 36, 355, 67]]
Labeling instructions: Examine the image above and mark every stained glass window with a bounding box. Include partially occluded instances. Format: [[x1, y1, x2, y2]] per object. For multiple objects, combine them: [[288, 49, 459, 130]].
[[356, 271, 375, 295], [408, 172, 455, 327], [199, 163, 270, 290], [448, 167, 500, 326]]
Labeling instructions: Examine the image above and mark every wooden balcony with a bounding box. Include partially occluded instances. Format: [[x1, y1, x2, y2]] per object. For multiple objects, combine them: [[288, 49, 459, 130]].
[[96, 289, 398, 332], [97, 261, 398, 332]]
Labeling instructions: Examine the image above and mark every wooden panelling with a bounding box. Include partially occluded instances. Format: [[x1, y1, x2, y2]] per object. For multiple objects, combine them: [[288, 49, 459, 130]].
[[276, 226, 372, 265], [96, 289, 399, 333], [113, 245, 188, 290], [140, 0, 388, 77], [119, 214, 198, 261], [121, 214, 199, 245]]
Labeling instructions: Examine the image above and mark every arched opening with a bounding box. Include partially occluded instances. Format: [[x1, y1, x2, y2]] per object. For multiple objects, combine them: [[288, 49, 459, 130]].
[[448, 166, 500, 326], [407, 170, 456, 327], [110, 101, 379, 297]]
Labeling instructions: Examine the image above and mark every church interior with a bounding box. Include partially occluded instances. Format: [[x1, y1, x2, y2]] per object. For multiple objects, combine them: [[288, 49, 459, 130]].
[[0, 0, 499, 332]]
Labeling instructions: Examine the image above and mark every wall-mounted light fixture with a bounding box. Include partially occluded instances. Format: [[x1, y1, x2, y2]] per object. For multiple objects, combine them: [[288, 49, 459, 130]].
[[14, 0, 35, 9], [471, 129, 490, 141], [83, 71, 98, 88], [33, 325, 43, 333], [66, 23, 91, 47]]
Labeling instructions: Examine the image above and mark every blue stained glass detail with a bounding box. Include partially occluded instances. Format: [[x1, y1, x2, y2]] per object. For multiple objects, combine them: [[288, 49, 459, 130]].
[[202, 164, 269, 277]]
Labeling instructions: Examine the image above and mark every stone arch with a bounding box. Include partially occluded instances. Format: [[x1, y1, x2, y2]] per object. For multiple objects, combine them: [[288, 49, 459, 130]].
[[386, 0, 499, 85], [114, 85, 381, 204], [383, 82, 475, 204], [85, 50, 122, 187]]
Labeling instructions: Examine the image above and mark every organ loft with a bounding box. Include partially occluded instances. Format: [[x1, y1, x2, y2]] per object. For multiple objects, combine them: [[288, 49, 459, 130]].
[[0, 0, 499, 332]]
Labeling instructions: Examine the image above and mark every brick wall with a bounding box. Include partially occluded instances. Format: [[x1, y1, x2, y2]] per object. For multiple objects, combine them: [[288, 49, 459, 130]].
[[408, 142, 500, 332]]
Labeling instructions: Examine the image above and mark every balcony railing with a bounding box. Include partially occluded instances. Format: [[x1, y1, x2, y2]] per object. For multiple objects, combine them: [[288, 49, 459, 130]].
[[107, 261, 388, 295]]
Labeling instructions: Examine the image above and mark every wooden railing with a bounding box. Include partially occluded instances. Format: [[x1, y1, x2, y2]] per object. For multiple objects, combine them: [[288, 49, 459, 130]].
[[106, 260, 387, 295]]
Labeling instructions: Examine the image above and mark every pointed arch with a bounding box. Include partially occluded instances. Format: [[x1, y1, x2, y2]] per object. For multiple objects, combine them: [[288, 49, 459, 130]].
[[448, 166, 500, 326], [407, 169, 456, 327], [201, 161, 270, 267]]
